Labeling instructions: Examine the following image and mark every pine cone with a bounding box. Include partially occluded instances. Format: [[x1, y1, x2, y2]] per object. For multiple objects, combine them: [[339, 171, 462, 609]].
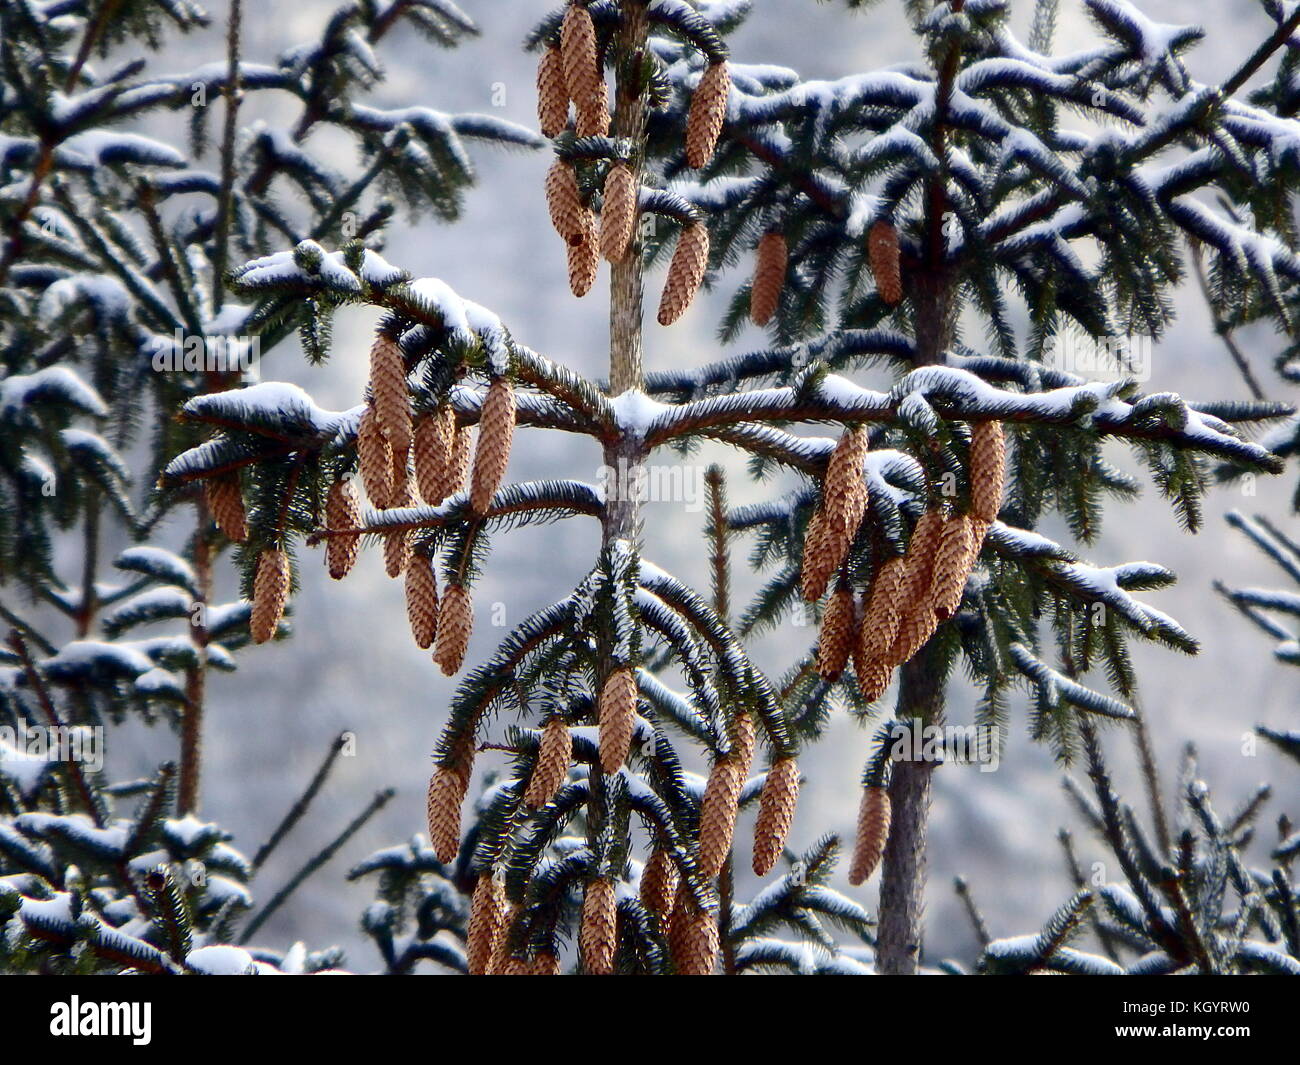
[[536, 44, 569, 138], [383, 482, 413, 579], [674, 898, 718, 976], [487, 902, 521, 975], [524, 715, 572, 808], [752, 756, 800, 875], [426, 762, 468, 863], [800, 506, 834, 602], [413, 406, 454, 504], [531, 951, 561, 975], [685, 61, 730, 169], [442, 425, 473, 502], [580, 877, 617, 975], [968, 516, 992, 559], [368, 333, 411, 451], [640, 847, 679, 933], [657, 222, 709, 326], [433, 581, 472, 676], [498, 953, 530, 976], [816, 584, 855, 681], [467, 873, 506, 975], [470, 379, 516, 514], [598, 666, 637, 774], [324, 478, 362, 581], [931, 512, 974, 621], [823, 427, 870, 538], [575, 79, 610, 137], [848, 785, 892, 886], [868, 219, 902, 305], [750, 230, 787, 326], [857, 554, 907, 664], [357, 406, 394, 509], [567, 226, 599, 297], [560, 3, 602, 117], [204, 475, 247, 542], [732, 710, 756, 771], [888, 509, 945, 664], [545, 159, 588, 245], [969, 419, 1006, 523], [250, 548, 289, 644], [404, 553, 439, 649], [857, 657, 895, 703], [599, 162, 637, 263], [698, 756, 744, 879]]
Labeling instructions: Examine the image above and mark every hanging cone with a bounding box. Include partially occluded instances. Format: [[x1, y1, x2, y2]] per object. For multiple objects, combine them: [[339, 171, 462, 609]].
[[531, 951, 561, 975], [413, 406, 454, 504], [524, 715, 572, 808], [575, 79, 610, 137], [868, 219, 902, 305], [560, 3, 601, 116], [857, 657, 895, 703], [597, 666, 637, 774], [487, 902, 521, 975], [580, 877, 617, 975], [389, 443, 411, 512], [545, 159, 589, 245], [357, 406, 393, 508], [857, 554, 907, 664], [816, 584, 855, 681], [732, 710, 756, 771], [821, 427, 870, 560], [750, 230, 787, 326], [969, 420, 1006, 523], [685, 61, 730, 168], [204, 475, 247, 542], [433, 581, 473, 675], [426, 758, 470, 863], [382, 482, 413, 579], [599, 162, 637, 263], [467, 873, 506, 976], [470, 379, 516, 514], [640, 847, 679, 934], [931, 512, 975, 621], [250, 548, 289, 644], [800, 506, 834, 602], [967, 516, 992, 560], [536, 44, 569, 137], [567, 225, 599, 297], [698, 756, 745, 879], [674, 898, 718, 975], [441, 425, 473, 502], [657, 222, 709, 325], [368, 333, 411, 451], [324, 478, 362, 580], [888, 509, 945, 665], [752, 756, 800, 875], [404, 554, 439, 649], [848, 785, 892, 886]]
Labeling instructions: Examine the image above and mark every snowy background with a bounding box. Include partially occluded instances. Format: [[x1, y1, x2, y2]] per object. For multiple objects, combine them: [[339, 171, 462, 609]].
[[93, 0, 1300, 968]]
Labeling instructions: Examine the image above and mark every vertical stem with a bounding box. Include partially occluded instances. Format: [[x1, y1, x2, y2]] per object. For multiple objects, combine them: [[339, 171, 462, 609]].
[[212, 0, 243, 311], [179, 514, 212, 815], [76, 498, 100, 638]]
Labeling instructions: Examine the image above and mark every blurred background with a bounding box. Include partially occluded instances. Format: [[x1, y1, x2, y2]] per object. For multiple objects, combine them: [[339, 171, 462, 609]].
[[98, 0, 1299, 968]]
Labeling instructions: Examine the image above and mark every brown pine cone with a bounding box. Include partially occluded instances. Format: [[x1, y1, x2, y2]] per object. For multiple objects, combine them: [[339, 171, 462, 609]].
[[848, 785, 892, 886], [969, 419, 1006, 522], [750, 230, 787, 326], [536, 44, 569, 138], [575, 79, 610, 137], [580, 877, 617, 975], [426, 762, 467, 862], [524, 715, 572, 808], [640, 847, 679, 933], [413, 406, 454, 504], [857, 554, 907, 664], [368, 333, 411, 451], [567, 227, 599, 297], [531, 951, 561, 976], [357, 406, 393, 509], [816, 584, 855, 681], [823, 427, 870, 538], [382, 481, 413, 579], [967, 516, 992, 560], [732, 710, 756, 771], [404, 553, 439, 649], [470, 379, 516, 514], [752, 756, 800, 875], [657, 222, 709, 326], [857, 657, 895, 702], [685, 61, 730, 169], [467, 873, 506, 976], [888, 509, 945, 664], [324, 478, 362, 581], [800, 506, 834, 602], [545, 159, 588, 245], [487, 902, 521, 975], [599, 162, 637, 263], [597, 666, 637, 774], [560, 3, 601, 116], [674, 897, 718, 976], [389, 443, 410, 512], [868, 219, 902, 306], [433, 581, 472, 676], [204, 475, 247, 542], [250, 548, 289, 644], [441, 425, 473, 502], [698, 756, 745, 879], [931, 512, 975, 621]]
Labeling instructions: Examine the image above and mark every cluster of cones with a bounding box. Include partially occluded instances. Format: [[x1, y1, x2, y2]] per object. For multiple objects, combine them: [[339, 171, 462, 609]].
[[538, 2, 729, 323]]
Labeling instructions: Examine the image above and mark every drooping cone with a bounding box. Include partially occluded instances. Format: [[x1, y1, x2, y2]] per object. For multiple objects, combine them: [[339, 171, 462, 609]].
[[580, 877, 617, 975], [433, 581, 472, 675], [752, 757, 800, 875], [698, 756, 744, 879], [888, 509, 945, 665], [575, 79, 610, 138], [405, 553, 439, 649], [413, 406, 454, 504], [968, 516, 992, 559], [868, 219, 902, 306], [204, 475, 247, 542], [856, 657, 895, 703], [857, 554, 907, 665], [368, 333, 411, 451], [599, 162, 637, 263], [560, 3, 601, 117], [800, 506, 833, 602], [426, 760, 469, 863], [498, 953, 530, 976], [383, 482, 413, 579], [250, 548, 289, 644], [732, 710, 756, 771], [750, 231, 787, 326], [531, 951, 561, 975], [931, 512, 974, 621], [545, 159, 588, 245], [467, 873, 506, 975], [640, 847, 679, 933], [487, 903, 521, 975], [567, 224, 599, 297], [536, 44, 569, 138], [470, 379, 516, 514], [598, 666, 637, 774], [673, 898, 718, 976], [657, 222, 709, 326], [357, 406, 393, 509], [524, 715, 572, 808], [442, 426, 473, 502], [969, 420, 1006, 523], [848, 785, 892, 886], [816, 584, 855, 681], [821, 427, 870, 555], [324, 478, 362, 580], [685, 61, 730, 169]]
